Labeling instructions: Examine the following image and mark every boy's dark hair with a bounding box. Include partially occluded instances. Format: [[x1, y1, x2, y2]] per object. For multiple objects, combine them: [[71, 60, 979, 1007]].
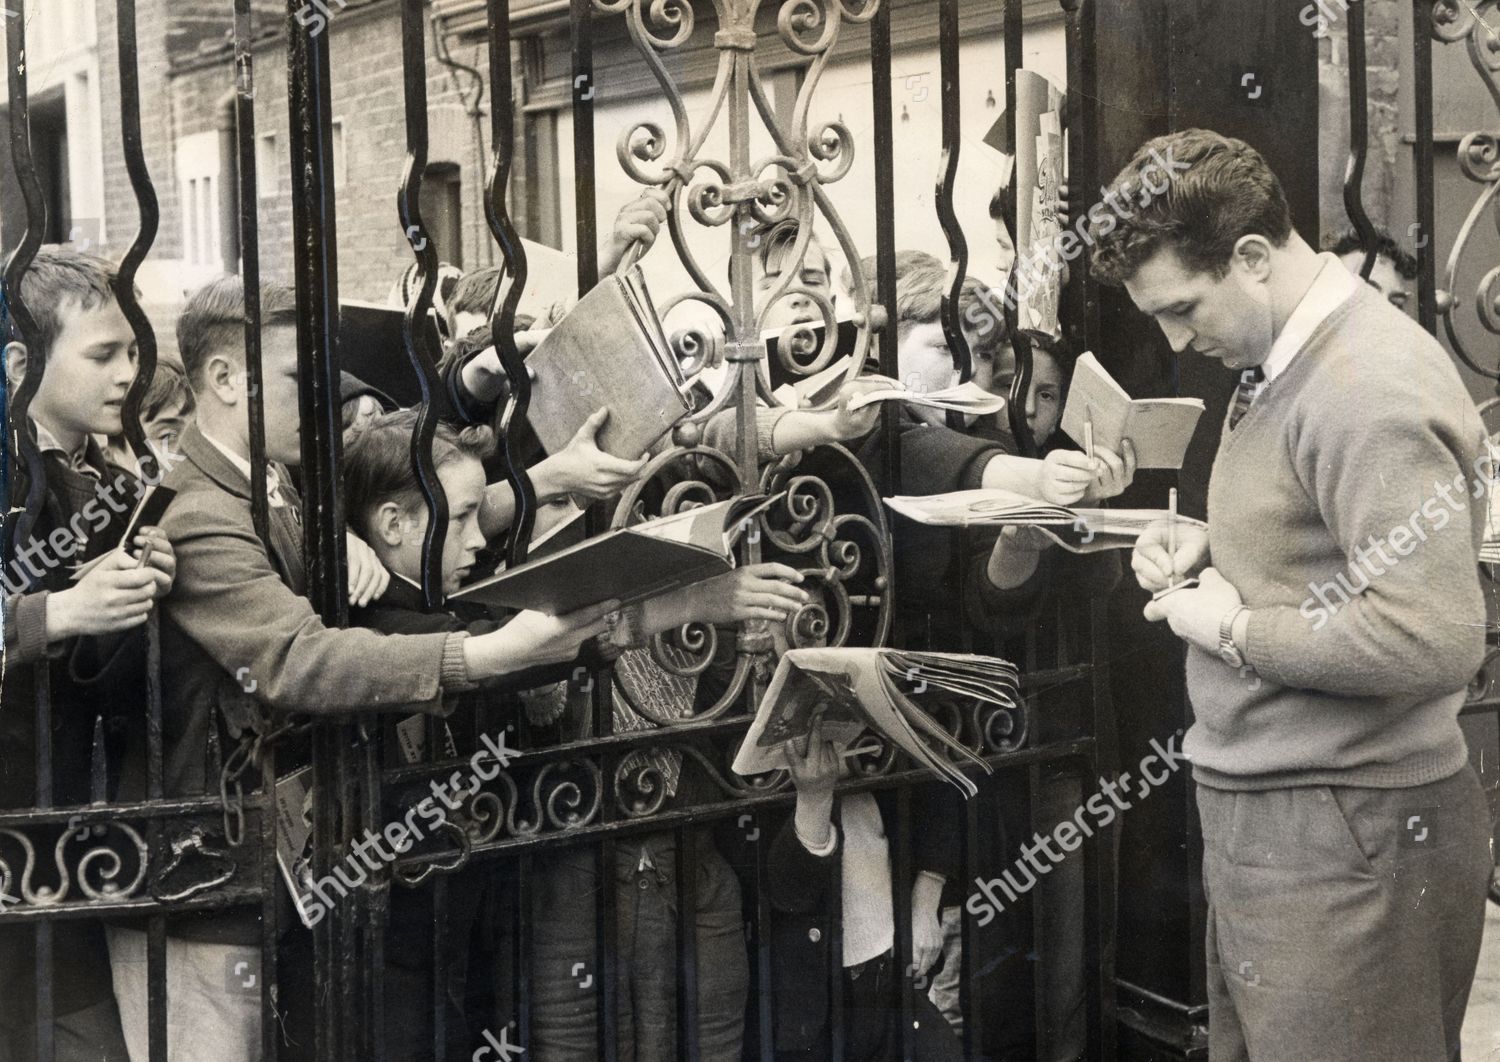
[[1090, 129, 1293, 286], [177, 275, 298, 389], [342, 408, 496, 533], [140, 359, 197, 423], [12, 245, 121, 365], [446, 267, 501, 335], [744, 219, 829, 283], [855, 251, 1009, 361], [1327, 228, 1418, 281]]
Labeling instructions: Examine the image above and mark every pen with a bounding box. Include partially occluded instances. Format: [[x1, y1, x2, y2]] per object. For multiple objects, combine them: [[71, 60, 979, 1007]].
[[135, 539, 155, 571], [1168, 487, 1178, 586], [1084, 404, 1095, 464]]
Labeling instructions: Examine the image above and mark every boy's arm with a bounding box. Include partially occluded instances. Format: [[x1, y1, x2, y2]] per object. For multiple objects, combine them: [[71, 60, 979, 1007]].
[[766, 811, 837, 914], [164, 496, 468, 715], [3, 590, 56, 667]]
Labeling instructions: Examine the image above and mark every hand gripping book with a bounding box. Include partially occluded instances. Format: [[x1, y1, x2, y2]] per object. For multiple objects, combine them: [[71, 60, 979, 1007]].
[[884, 488, 1206, 554], [1059, 352, 1206, 470], [524, 266, 694, 460], [448, 493, 782, 615], [732, 648, 1021, 797]]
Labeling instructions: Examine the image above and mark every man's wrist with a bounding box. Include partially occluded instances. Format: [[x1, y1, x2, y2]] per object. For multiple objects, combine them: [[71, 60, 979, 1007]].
[[1231, 607, 1251, 657]]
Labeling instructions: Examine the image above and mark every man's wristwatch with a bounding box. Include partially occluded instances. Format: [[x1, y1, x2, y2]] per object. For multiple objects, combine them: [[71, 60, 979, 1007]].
[[1218, 605, 1249, 667]]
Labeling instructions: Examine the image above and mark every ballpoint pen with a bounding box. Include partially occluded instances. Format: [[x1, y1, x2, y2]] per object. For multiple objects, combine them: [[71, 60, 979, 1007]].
[[1168, 487, 1178, 585]]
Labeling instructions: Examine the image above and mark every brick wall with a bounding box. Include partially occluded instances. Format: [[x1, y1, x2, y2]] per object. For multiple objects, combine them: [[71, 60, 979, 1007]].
[[168, 1, 509, 303], [1317, 0, 1403, 242]]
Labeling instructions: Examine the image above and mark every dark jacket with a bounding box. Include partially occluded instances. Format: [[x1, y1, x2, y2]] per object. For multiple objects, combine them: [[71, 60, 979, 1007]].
[[763, 788, 959, 1053]]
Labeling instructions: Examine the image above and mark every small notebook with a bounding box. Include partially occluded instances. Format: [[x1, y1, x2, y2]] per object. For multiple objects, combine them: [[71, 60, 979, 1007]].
[[525, 266, 694, 460], [1060, 352, 1205, 470], [449, 493, 781, 615]]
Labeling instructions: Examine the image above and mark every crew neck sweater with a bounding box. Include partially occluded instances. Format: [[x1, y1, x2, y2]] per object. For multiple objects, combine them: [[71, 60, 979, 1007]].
[[1187, 283, 1489, 790]]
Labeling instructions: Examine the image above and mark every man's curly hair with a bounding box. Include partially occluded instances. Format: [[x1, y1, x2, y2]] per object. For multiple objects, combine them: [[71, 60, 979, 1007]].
[[1089, 129, 1293, 286]]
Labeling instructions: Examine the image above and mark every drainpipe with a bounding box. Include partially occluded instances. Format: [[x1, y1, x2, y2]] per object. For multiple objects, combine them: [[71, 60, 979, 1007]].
[[217, 88, 240, 274]]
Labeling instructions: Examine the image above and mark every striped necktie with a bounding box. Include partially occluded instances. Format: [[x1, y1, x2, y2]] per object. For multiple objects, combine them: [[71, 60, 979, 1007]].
[[1228, 367, 1266, 430]]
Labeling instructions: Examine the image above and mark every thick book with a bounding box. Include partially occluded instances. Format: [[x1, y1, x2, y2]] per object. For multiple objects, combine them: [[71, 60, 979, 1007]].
[[732, 648, 1020, 797], [524, 266, 693, 460], [1060, 352, 1206, 470], [884, 488, 1206, 553], [448, 493, 781, 615]]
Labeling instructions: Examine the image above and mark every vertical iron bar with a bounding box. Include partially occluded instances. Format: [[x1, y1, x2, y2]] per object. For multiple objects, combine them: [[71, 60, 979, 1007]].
[[1061, 0, 1101, 355], [828, 802, 845, 1062], [482, 0, 539, 568], [936, 0, 973, 387], [286, 2, 350, 1059], [893, 787, 915, 1060], [871, 0, 899, 501], [1028, 762, 1046, 1057], [232, 0, 272, 556], [398, 0, 451, 609], [675, 828, 701, 1062], [1004, 0, 1037, 457], [517, 851, 534, 1049], [1343, 0, 1379, 279], [1412, 1, 1437, 334], [961, 792, 981, 1061], [570, 0, 600, 295], [752, 817, 774, 1062], [596, 839, 620, 1062], [432, 876, 449, 1061]]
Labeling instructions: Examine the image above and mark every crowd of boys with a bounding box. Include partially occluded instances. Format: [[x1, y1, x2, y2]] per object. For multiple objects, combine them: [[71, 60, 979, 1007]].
[[3, 127, 1489, 1062]]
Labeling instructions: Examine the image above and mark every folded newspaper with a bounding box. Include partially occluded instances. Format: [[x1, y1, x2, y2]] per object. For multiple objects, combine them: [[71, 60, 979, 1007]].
[[732, 648, 1020, 797], [845, 379, 1006, 416], [884, 488, 1207, 553]]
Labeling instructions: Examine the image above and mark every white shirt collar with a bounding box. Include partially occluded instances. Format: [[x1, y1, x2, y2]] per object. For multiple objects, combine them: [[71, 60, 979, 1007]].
[[1261, 253, 1360, 382], [200, 429, 285, 507]]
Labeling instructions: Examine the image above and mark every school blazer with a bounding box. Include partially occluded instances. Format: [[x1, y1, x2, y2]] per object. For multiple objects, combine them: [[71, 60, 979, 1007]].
[[146, 425, 456, 797]]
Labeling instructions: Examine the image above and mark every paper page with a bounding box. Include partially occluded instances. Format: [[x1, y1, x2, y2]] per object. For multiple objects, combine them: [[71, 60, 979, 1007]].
[[845, 380, 1006, 416]]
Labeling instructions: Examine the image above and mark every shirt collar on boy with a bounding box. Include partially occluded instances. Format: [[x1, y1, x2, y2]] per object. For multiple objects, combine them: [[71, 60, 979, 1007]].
[[200, 429, 287, 508], [32, 420, 101, 480], [1260, 252, 1360, 383]]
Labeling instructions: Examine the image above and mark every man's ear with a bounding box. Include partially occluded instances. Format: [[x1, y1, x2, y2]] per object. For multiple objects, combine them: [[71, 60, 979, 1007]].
[[202, 352, 241, 406], [371, 501, 408, 549], [1231, 235, 1273, 283], [4, 341, 29, 392]]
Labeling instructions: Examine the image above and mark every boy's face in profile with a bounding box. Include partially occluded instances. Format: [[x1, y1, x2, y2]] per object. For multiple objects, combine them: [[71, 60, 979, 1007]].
[[1339, 251, 1410, 315], [27, 296, 137, 440], [388, 454, 489, 597]]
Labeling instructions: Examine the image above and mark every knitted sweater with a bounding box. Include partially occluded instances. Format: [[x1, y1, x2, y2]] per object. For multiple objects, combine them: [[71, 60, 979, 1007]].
[[1187, 283, 1488, 790]]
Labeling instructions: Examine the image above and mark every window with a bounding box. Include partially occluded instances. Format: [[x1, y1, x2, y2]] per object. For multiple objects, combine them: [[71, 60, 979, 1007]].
[[176, 131, 222, 271], [256, 133, 279, 198]]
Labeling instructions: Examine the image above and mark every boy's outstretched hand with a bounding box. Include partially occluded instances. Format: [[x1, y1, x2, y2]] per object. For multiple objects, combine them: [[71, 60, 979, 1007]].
[[48, 538, 173, 641], [468, 598, 622, 677], [601, 188, 671, 277], [674, 563, 809, 626], [533, 408, 649, 503]]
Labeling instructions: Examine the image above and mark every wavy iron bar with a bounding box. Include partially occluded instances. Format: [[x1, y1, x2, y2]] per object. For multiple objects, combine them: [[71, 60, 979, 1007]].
[[481, 0, 540, 568], [935, 0, 973, 397], [397, 0, 452, 608], [1343, 0, 1381, 282]]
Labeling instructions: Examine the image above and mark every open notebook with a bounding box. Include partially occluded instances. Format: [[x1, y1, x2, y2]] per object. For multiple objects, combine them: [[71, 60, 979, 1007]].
[[525, 266, 695, 459], [733, 648, 1021, 797], [1060, 352, 1205, 470], [449, 493, 781, 615], [884, 488, 1206, 553]]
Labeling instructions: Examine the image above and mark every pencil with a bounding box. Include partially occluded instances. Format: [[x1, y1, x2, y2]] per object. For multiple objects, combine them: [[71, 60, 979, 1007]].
[[1168, 487, 1178, 585], [1084, 405, 1095, 464], [135, 540, 155, 571]]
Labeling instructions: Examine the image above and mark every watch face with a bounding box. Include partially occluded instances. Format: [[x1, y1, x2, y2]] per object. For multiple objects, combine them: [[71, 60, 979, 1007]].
[[1219, 645, 1243, 668]]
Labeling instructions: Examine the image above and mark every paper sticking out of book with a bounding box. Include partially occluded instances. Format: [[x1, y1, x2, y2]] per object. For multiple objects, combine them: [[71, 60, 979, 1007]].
[[1060, 352, 1206, 470], [524, 265, 694, 460], [275, 766, 322, 929], [883, 488, 1207, 554], [449, 492, 783, 616], [733, 648, 1020, 797], [844, 379, 1006, 417], [1015, 69, 1065, 341]]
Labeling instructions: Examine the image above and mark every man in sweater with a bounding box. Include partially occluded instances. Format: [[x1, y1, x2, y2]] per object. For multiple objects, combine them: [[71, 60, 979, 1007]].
[[1094, 128, 1493, 1060]]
